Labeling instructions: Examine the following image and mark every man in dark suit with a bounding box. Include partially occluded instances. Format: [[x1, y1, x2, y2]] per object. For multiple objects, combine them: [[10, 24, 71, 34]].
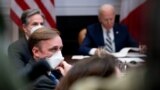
[[8, 9, 44, 69], [79, 4, 138, 55], [21, 27, 71, 90], [8, 10, 71, 90]]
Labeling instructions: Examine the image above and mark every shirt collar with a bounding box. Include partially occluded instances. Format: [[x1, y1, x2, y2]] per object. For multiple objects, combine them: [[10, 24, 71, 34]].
[[101, 25, 114, 40]]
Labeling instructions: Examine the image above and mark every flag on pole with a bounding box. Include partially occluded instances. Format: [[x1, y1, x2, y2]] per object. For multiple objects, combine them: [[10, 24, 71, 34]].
[[120, 0, 147, 42], [10, 0, 56, 28]]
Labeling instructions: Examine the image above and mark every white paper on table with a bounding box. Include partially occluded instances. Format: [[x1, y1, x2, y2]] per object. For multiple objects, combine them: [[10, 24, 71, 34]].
[[126, 52, 146, 57], [111, 47, 145, 58], [71, 55, 90, 60], [118, 57, 145, 63]]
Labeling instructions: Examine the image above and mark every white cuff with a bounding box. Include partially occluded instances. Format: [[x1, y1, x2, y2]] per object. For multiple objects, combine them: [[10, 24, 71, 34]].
[[89, 48, 97, 55]]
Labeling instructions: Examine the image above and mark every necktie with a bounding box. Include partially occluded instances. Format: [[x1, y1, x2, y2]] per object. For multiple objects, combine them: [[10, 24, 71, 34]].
[[105, 31, 113, 53], [48, 72, 59, 84]]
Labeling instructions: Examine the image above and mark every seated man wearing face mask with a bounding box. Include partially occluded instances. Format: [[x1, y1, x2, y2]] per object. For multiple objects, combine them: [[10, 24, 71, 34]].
[[8, 9, 45, 70], [20, 27, 72, 90]]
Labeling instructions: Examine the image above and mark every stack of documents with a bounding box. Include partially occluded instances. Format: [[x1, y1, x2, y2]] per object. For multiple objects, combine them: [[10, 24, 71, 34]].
[[71, 47, 146, 63], [111, 47, 146, 63]]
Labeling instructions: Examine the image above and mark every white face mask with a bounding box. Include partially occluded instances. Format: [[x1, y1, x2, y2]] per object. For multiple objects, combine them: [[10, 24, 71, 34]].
[[46, 51, 64, 69], [30, 25, 43, 34]]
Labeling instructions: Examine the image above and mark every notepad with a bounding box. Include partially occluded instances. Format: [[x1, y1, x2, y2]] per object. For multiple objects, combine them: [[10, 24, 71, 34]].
[[111, 47, 146, 58]]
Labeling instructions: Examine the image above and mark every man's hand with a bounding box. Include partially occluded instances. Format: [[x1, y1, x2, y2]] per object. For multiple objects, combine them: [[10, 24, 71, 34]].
[[95, 47, 108, 56], [56, 61, 72, 76], [139, 44, 147, 54]]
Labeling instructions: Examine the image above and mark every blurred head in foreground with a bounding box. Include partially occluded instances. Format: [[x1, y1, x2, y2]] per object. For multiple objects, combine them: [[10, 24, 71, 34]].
[[55, 53, 121, 90]]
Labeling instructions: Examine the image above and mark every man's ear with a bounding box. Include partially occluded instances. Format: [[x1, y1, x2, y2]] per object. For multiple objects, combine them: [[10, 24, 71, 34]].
[[22, 24, 27, 33], [32, 46, 40, 59]]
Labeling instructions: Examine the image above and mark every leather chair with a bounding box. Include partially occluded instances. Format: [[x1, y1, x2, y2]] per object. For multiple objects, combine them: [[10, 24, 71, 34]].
[[78, 28, 87, 45]]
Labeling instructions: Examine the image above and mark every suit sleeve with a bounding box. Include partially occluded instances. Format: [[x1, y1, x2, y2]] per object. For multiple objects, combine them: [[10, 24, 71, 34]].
[[127, 33, 138, 47], [8, 44, 25, 69], [19, 60, 51, 82], [125, 26, 138, 47]]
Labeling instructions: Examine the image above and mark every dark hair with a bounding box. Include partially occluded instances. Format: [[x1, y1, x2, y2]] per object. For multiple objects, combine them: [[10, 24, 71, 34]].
[[55, 53, 120, 90], [21, 9, 44, 24], [28, 27, 60, 55]]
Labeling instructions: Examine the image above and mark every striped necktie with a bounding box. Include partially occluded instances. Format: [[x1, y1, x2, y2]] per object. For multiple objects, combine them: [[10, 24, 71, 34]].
[[105, 31, 113, 53]]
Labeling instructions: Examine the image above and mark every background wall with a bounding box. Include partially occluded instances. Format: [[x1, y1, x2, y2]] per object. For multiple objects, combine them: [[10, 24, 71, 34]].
[[55, 0, 120, 16], [0, 0, 121, 55]]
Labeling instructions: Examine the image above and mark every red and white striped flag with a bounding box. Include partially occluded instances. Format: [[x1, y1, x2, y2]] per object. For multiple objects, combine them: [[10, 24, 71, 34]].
[[10, 0, 56, 28], [120, 0, 147, 42]]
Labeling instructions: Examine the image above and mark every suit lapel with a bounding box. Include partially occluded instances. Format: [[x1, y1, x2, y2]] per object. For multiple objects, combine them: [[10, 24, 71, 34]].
[[96, 23, 105, 46], [113, 24, 120, 51]]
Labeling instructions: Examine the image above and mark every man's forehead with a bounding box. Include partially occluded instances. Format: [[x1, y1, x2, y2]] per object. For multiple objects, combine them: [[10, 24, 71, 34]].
[[40, 37, 62, 46], [28, 14, 44, 21]]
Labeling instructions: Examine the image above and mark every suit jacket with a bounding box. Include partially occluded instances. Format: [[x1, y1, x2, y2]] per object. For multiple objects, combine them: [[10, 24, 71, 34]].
[[8, 37, 32, 69], [20, 58, 58, 90], [79, 23, 138, 55]]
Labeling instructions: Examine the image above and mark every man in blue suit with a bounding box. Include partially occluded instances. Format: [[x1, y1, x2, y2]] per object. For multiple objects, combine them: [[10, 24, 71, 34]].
[[79, 4, 138, 55]]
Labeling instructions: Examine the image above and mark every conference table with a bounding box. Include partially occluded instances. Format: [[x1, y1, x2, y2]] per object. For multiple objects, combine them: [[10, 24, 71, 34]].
[[64, 55, 79, 64], [64, 54, 146, 72]]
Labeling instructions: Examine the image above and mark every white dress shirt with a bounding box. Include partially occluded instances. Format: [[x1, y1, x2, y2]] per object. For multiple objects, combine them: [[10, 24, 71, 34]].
[[89, 25, 115, 55], [102, 26, 115, 53]]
